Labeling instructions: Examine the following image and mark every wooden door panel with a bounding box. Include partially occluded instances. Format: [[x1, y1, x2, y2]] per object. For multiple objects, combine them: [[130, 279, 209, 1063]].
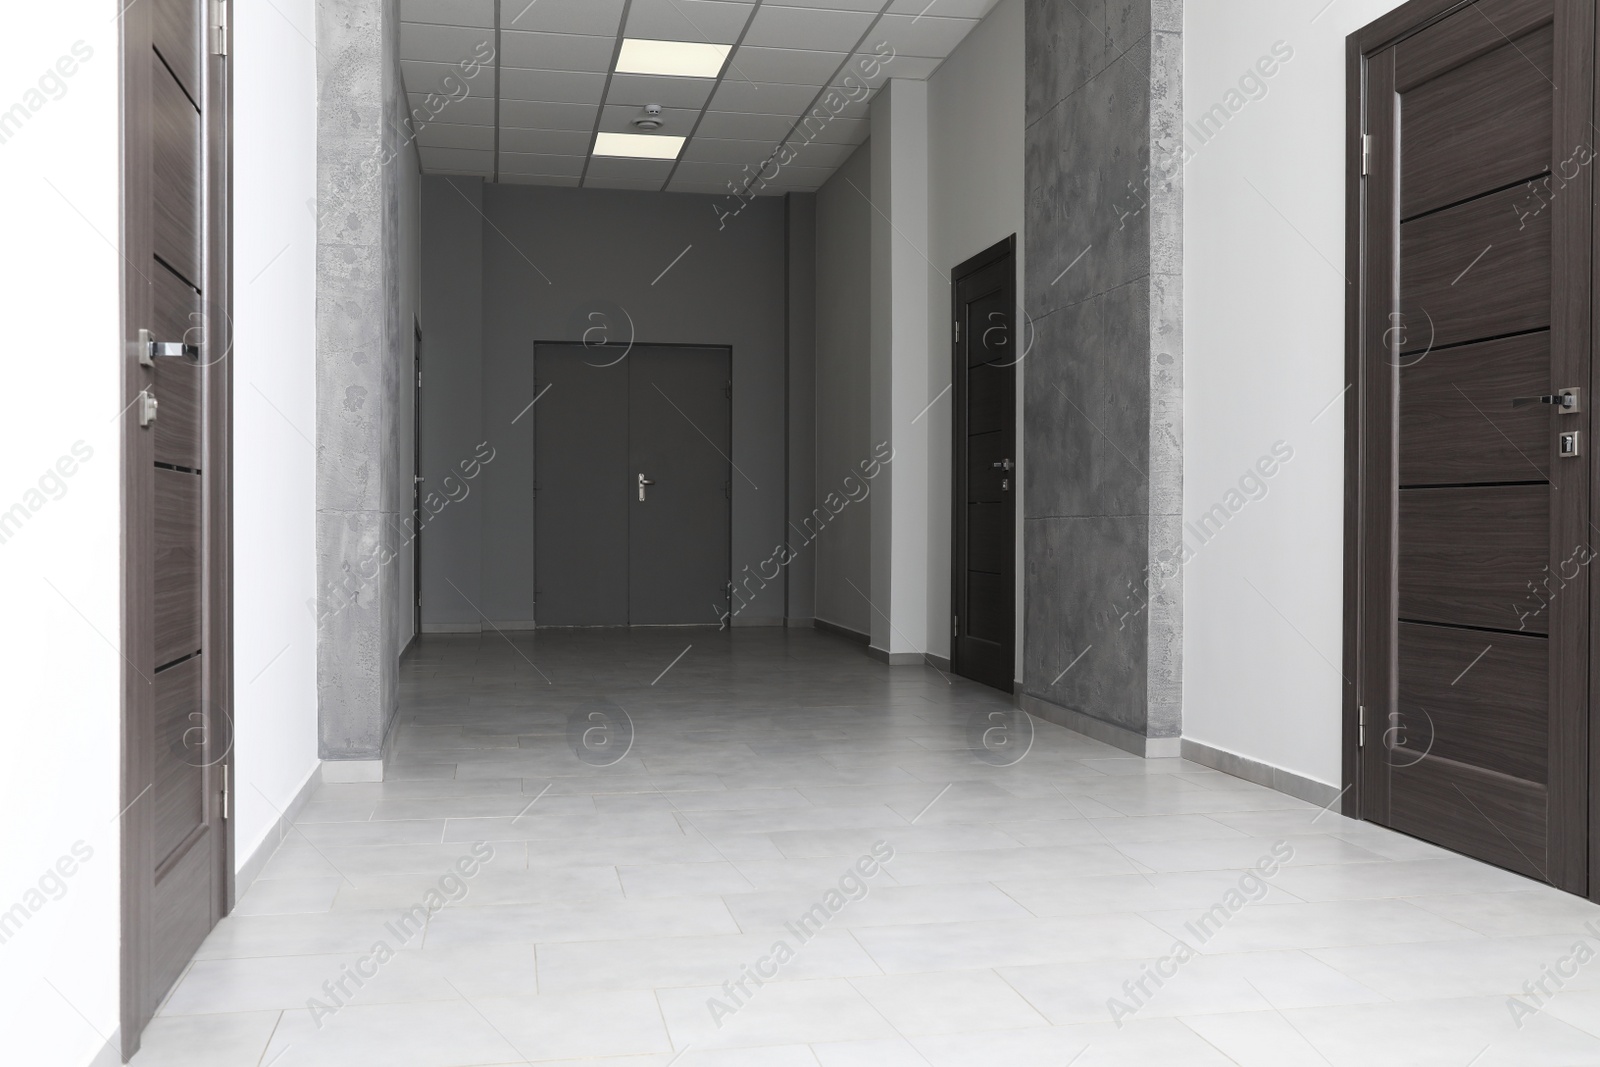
[[151, 57, 202, 286], [1400, 185, 1551, 350], [1399, 333, 1549, 486], [965, 572, 1009, 641], [152, 656, 205, 863], [1399, 26, 1552, 218], [1390, 754, 1548, 879], [1398, 486, 1549, 632], [152, 0, 201, 104], [1394, 0, 1553, 92], [149, 828, 213, 1020], [1397, 622, 1547, 781], [154, 469, 203, 664], [966, 430, 1010, 504], [967, 363, 1008, 435], [151, 266, 204, 470], [966, 503, 1010, 574]]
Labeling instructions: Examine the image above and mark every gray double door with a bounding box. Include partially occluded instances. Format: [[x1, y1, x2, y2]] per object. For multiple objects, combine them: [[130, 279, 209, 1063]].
[[535, 344, 732, 626]]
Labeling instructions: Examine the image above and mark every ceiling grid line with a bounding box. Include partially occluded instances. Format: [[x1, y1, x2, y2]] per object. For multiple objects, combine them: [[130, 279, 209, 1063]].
[[579, 0, 639, 188], [657, 0, 767, 192]]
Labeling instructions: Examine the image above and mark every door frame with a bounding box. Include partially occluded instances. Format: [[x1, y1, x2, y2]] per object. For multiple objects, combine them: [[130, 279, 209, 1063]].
[[530, 340, 734, 627], [119, 0, 234, 1055], [949, 235, 1018, 692], [414, 319, 423, 639], [1341, 0, 1595, 897]]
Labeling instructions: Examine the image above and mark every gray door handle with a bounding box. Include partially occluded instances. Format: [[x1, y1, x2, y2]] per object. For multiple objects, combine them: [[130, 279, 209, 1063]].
[[138, 328, 200, 366], [638, 473, 655, 501]]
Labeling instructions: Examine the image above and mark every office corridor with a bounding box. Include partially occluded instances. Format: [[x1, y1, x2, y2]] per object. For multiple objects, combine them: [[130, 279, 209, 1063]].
[[128, 630, 1600, 1066]]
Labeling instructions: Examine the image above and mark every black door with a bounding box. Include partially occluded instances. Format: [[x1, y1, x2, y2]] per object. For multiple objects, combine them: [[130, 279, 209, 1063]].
[[952, 237, 1018, 692]]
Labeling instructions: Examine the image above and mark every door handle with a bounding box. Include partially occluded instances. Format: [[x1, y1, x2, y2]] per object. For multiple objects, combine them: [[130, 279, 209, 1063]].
[[1511, 388, 1581, 412], [638, 473, 655, 501], [138, 328, 200, 367], [992, 458, 1014, 471]]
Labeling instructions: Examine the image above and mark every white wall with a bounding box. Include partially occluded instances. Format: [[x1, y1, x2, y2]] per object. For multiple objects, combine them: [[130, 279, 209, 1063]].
[[923, 0, 1025, 667], [1183, 0, 1406, 786], [233, 0, 322, 869], [0, 10, 122, 1062]]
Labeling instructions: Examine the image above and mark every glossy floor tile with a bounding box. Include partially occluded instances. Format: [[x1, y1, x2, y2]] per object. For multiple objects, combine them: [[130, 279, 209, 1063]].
[[128, 629, 1600, 1066]]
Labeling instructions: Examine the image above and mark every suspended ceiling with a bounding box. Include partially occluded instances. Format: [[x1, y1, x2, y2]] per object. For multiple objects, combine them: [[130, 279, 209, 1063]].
[[400, 0, 1000, 195]]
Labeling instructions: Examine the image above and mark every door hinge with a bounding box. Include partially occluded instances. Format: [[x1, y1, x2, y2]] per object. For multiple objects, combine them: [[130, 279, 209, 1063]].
[[210, 0, 229, 56], [219, 764, 229, 819], [952, 614, 959, 638], [724, 480, 731, 500], [725, 379, 732, 399], [1358, 705, 1366, 747], [1361, 134, 1372, 177], [417, 370, 422, 388], [954, 319, 960, 342]]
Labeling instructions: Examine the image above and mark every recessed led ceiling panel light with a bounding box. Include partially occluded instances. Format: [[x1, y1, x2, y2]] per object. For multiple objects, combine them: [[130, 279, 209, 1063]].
[[615, 38, 730, 79], [592, 132, 687, 159]]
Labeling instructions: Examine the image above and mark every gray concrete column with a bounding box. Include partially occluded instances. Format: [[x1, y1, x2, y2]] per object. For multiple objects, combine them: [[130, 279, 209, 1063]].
[[314, 0, 406, 771], [1021, 0, 1183, 755]]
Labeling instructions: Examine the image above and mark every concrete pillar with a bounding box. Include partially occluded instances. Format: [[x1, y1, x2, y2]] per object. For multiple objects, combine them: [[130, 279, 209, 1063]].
[[868, 80, 932, 663], [1021, 1, 1183, 754], [314, 0, 405, 774]]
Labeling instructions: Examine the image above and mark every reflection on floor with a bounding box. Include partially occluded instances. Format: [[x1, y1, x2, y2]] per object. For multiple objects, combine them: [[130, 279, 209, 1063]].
[[130, 629, 1600, 1066]]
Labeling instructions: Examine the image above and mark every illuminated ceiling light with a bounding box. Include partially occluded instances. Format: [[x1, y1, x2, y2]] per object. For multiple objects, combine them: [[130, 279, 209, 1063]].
[[593, 132, 687, 159], [615, 38, 730, 78]]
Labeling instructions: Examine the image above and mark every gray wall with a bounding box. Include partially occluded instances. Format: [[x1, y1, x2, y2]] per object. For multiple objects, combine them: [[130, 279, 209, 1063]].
[[1021, 0, 1183, 745], [813, 143, 874, 638], [421, 183, 791, 628], [786, 194, 818, 625], [418, 176, 485, 630]]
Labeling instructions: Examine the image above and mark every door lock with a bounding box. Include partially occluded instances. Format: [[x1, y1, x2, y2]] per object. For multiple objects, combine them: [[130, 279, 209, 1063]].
[[1512, 388, 1582, 413], [638, 473, 656, 501], [992, 458, 1014, 471], [1561, 431, 1582, 458], [138, 390, 159, 428]]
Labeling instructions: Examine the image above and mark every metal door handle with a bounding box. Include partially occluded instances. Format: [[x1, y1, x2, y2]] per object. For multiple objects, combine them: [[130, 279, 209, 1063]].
[[138, 328, 200, 367], [1511, 388, 1581, 412], [993, 458, 1014, 471], [638, 473, 655, 501]]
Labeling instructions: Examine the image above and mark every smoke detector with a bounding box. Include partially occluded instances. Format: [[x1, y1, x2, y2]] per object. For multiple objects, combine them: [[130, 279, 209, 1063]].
[[631, 104, 665, 130]]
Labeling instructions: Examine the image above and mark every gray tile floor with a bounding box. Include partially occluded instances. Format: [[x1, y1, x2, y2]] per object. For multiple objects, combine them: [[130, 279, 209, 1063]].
[[130, 629, 1600, 1065]]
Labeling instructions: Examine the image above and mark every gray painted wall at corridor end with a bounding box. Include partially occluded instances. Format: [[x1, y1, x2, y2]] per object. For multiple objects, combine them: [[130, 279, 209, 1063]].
[[1022, 0, 1183, 745], [419, 179, 793, 628]]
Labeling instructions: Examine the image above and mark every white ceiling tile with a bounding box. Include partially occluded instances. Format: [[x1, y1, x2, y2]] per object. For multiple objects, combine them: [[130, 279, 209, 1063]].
[[682, 137, 779, 164], [499, 128, 593, 154], [755, 164, 835, 185], [873, 13, 980, 57], [498, 68, 608, 104], [410, 93, 496, 125], [625, 0, 755, 45], [708, 80, 819, 118], [772, 139, 858, 168], [887, 0, 997, 15], [498, 153, 587, 177], [672, 160, 760, 184], [597, 103, 701, 135], [607, 74, 716, 111], [419, 146, 494, 173], [503, 0, 626, 35], [401, 59, 497, 97], [400, 23, 495, 63], [586, 156, 676, 180], [500, 30, 617, 72], [413, 122, 496, 151], [695, 110, 802, 141], [583, 177, 672, 191], [499, 99, 599, 131], [729, 46, 846, 86], [500, 174, 582, 187], [782, 114, 868, 144], [847, 54, 941, 80], [400, 0, 495, 28], [742, 6, 876, 52], [667, 181, 754, 196], [766, 0, 881, 10]]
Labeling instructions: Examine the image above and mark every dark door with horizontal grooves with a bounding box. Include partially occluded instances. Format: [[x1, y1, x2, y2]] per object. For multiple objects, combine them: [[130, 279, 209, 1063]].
[[1349, 0, 1591, 894], [951, 237, 1017, 692]]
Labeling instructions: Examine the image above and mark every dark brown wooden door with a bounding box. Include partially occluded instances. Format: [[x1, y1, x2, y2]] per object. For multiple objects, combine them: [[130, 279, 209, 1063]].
[[121, 0, 232, 1053], [1354, 0, 1591, 892], [952, 237, 1017, 692]]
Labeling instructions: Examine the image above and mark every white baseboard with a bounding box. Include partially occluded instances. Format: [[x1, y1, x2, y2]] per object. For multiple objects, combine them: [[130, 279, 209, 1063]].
[[1017, 693, 1182, 758], [422, 622, 481, 633], [232, 761, 321, 907], [732, 616, 784, 627], [1180, 737, 1341, 806], [785, 617, 815, 628]]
